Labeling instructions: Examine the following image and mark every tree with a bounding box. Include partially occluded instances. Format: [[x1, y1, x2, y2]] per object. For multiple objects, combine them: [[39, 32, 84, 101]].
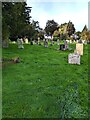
[[9, 2, 31, 38], [53, 30, 60, 37], [81, 25, 89, 41], [45, 20, 58, 36], [82, 25, 88, 33], [2, 2, 13, 47], [75, 31, 81, 40], [67, 21, 75, 37], [2, 2, 32, 46]]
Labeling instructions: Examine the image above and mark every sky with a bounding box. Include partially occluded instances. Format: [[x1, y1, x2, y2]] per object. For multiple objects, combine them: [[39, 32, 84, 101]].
[[26, 0, 89, 32]]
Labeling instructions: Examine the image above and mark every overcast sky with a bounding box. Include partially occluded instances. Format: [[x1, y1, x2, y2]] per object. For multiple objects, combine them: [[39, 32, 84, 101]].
[[26, 0, 89, 32]]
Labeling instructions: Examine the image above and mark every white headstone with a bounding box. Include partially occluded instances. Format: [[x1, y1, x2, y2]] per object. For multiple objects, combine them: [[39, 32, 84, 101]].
[[68, 53, 80, 65], [24, 38, 28, 44]]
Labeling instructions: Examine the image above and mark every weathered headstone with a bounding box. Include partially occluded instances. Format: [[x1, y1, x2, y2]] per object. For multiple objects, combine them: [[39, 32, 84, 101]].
[[57, 39, 60, 45], [64, 40, 68, 50], [68, 53, 80, 65], [2, 40, 9, 48], [44, 39, 48, 47], [38, 37, 41, 45], [17, 37, 24, 49], [59, 44, 65, 50], [76, 43, 83, 55]]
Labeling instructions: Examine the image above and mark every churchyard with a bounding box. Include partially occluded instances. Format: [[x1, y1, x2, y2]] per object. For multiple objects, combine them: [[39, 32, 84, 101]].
[[2, 41, 88, 118]]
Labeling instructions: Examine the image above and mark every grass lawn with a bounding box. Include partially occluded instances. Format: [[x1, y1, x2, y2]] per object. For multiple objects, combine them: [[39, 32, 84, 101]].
[[2, 42, 88, 118]]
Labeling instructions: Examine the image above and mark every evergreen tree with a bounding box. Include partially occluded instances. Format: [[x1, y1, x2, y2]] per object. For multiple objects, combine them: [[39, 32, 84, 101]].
[[67, 21, 75, 37], [45, 20, 58, 36]]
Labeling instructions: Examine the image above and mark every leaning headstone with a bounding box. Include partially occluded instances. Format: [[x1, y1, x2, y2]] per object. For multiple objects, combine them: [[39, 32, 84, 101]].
[[76, 43, 83, 55], [68, 53, 80, 65]]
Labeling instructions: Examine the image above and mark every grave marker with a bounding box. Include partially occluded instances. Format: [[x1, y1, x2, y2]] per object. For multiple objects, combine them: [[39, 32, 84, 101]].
[[76, 43, 83, 55], [68, 53, 80, 65]]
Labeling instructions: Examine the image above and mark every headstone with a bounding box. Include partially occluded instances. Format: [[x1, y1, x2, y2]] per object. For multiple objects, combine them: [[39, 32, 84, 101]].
[[2, 40, 9, 48], [76, 43, 83, 55], [44, 39, 48, 47], [68, 53, 80, 65], [24, 38, 28, 44], [17, 37, 24, 49], [38, 37, 41, 45], [59, 44, 65, 50], [64, 40, 68, 50], [66, 40, 69, 43], [70, 40, 72, 43], [57, 39, 60, 45]]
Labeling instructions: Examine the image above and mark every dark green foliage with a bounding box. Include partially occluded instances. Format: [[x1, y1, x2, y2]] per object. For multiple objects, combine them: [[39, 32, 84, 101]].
[[45, 20, 58, 35], [67, 21, 75, 37], [82, 25, 88, 33], [2, 2, 31, 42]]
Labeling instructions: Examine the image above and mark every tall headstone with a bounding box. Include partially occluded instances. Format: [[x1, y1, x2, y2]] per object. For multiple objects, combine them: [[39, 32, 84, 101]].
[[17, 37, 24, 49], [76, 43, 83, 55], [64, 40, 68, 50], [24, 38, 28, 44], [44, 39, 48, 47], [57, 39, 60, 45]]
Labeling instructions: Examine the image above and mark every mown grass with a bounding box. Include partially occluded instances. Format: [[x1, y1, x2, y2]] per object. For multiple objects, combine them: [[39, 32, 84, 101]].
[[2, 42, 88, 118]]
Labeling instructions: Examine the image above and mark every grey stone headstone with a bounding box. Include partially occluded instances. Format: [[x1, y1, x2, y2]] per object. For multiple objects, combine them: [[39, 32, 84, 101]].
[[57, 39, 60, 45], [17, 38, 24, 49]]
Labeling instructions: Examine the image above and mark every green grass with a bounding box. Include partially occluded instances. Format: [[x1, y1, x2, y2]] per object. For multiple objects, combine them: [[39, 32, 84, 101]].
[[2, 43, 88, 118]]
